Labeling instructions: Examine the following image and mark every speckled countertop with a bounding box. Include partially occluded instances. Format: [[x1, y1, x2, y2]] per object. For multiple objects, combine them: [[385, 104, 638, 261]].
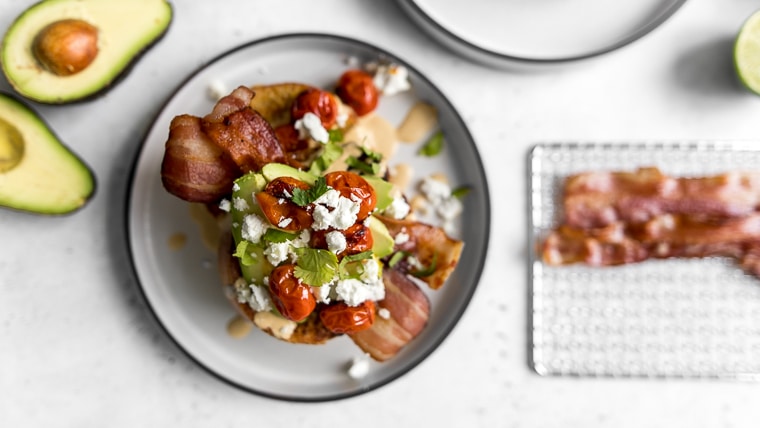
[[3, 1, 760, 427]]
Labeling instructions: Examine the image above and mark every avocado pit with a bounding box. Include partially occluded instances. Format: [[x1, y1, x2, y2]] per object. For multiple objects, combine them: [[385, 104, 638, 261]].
[[0, 117, 25, 173], [32, 19, 98, 76]]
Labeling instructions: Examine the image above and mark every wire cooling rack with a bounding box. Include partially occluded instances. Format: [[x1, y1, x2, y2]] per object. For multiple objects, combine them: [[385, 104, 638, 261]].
[[530, 142, 760, 379]]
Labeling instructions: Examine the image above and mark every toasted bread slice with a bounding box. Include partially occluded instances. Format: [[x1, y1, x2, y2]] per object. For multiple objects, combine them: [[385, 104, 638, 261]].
[[249, 83, 313, 128]]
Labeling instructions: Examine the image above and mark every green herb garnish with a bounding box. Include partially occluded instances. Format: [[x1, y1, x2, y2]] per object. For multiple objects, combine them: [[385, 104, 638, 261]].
[[418, 131, 444, 157], [411, 253, 438, 278], [451, 185, 471, 199], [263, 228, 297, 243], [388, 251, 408, 268], [293, 248, 338, 286], [291, 176, 329, 207], [346, 146, 383, 176], [308, 141, 343, 175], [338, 251, 374, 279]]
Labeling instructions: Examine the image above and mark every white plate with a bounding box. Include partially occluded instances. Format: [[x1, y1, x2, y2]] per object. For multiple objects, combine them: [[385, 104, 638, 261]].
[[397, 0, 687, 67], [126, 34, 490, 401]]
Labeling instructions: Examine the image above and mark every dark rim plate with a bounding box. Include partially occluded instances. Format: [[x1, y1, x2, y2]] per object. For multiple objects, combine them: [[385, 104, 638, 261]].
[[125, 33, 491, 401]]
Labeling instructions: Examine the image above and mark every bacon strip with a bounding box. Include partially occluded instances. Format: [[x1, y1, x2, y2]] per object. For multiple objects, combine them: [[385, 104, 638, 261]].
[[160, 114, 239, 203], [563, 168, 760, 228], [541, 213, 760, 276], [201, 86, 286, 172], [376, 215, 463, 289], [350, 268, 430, 361]]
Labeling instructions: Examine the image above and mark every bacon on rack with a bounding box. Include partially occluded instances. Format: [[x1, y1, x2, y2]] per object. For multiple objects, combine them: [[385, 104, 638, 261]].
[[563, 167, 760, 229]]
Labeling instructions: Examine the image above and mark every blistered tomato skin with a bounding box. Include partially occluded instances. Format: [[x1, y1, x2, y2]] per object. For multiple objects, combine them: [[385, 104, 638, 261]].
[[291, 88, 338, 129], [324, 171, 376, 220], [320, 300, 376, 334], [336, 69, 379, 116], [269, 265, 316, 322], [255, 177, 313, 231]]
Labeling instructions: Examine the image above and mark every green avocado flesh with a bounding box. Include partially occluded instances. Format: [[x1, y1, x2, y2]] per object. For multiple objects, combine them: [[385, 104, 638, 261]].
[[1, 0, 172, 104], [0, 93, 95, 214]]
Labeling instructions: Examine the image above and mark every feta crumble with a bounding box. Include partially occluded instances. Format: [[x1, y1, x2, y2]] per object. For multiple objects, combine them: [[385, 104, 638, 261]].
[[334, 259, 385, 306], [383, 195, 410, 219], [372, 64, 411, 96], [264, 241, 291, 266], [325, 230, 347, 254], [347, 353, 372, 379], [294, 112, 329, 143], [378, 307, 391, 319], [218, 199, 231, 212], [233, 196, 249, 211], [236, 280, 273, 312], [312, 190, 361, 231], [394, 231, 409, 245], [241, 214, 268, 243]]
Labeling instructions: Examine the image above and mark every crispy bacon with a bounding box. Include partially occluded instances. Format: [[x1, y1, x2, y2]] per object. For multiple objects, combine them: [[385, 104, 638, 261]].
[[541, 213, 760, 277], [160, 114, 239, 203], [201, 86, 286, 172], [350, 268, 430, 361], [564, 168, 760, 229], [376, 215, 463, 289]]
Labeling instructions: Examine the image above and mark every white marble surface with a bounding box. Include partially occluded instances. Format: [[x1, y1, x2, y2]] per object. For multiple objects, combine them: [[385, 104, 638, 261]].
[[3, 0, 760, 426]]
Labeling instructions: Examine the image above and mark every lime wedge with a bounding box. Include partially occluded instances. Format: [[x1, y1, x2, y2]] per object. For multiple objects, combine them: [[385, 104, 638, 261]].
[[735, 10, 760, 94]]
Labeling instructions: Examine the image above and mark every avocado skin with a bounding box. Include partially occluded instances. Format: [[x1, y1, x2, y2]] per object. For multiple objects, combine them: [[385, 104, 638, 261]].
[[1, 0, 173, 104], [0, 92, 96, 215]]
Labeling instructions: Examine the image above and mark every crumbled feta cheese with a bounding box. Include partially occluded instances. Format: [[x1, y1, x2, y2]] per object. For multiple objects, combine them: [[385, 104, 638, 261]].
[[313, 282, 332, 304], [384, 195, 410, 219], [278, 217, 293, 228], [241, 214, 268, 243], [232, 183, 241, 192], [334, 264, 385, 306], [264, 241, 291, 266], [218, 199, 231, 212], [236, 280, 272, 312], [207, 80, 227, 101], [247, 284, 272, 312], [372, 64, 411, 96], [394, 231, 409, 245], [312, 191, 360, 231], [314, 188, 341, 207], [406, 255, 424, 271], [347, 353, 372, 379], [378, 307, 391, 319], [232, 197, 249, 211], [360, 258, 381, 282], [326, 230, 347, 254], [436, 196, 463, 220], [294, 112, 329, 143], [420, 176, 452, 203]]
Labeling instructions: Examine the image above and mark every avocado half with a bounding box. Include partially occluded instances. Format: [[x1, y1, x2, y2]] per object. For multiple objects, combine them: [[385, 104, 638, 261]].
[[1, 0, 172, 104], [0, 92, 95, 214]]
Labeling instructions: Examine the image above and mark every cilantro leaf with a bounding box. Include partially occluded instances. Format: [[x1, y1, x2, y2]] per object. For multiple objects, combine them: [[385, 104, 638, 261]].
[[263, 228, 297, 243], [293, 248, 338, 286], [308, 141, 343, 175], [291, 176, 328, 207], [451, 185, 471, 199], [418, 131, 444, 157], [346, 145, 383, 176]]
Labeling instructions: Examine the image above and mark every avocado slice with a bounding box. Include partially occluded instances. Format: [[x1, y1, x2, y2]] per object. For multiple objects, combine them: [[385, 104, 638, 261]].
[[0, 92, 95, 214], [1, 0, 172, 104]]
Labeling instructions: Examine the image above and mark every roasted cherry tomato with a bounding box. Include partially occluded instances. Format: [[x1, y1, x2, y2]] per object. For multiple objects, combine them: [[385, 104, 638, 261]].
[[324, 171, 376, 220], [255, 177, 313, 231], [335, 69, 378, 116], [310, 223, 374, 257], [269, 264, 316, 322], [319, 300, 376, 334], [291, 88, 338, 129]]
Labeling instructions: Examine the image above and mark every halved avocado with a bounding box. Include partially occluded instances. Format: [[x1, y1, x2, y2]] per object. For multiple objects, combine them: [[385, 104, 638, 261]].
[[0, 92, 95, 214], [1, 0, 172, 104]]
